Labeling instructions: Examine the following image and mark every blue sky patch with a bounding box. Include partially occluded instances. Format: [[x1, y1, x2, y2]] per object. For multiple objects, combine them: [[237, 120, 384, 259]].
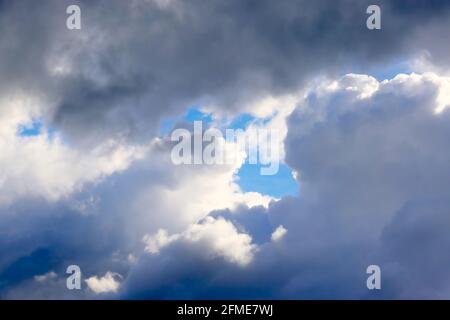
[[159, 107, 213, 136], [228, 113, 256, 130], [17, 119, 58, 142], [236, 162, 299, 198], [183, 107, 213, 124], [18, 120, 43, 137], [160, 107, 298, 198]]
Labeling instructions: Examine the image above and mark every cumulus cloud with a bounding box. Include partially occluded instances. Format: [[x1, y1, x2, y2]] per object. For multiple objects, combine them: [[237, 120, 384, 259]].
[[2, 0, 450, 300], [118, 72, 450, 299], [143, 216, 257, 267], [271, 225, 287, 242], [3, 71, 450, 299], [0, 116, 273, 298], [0, 94, 147, 205], [85, 272, 122, 294]]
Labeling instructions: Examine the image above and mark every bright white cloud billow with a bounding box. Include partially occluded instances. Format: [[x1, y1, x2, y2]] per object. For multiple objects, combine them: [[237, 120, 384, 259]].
[[271, 225, 287, 242], [85, 272, 122, 294], [143, 216, 257, 267], [0, 95, 147, 205]]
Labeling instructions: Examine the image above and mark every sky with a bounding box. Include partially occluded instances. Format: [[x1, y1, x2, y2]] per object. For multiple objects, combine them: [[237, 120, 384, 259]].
[[1, 0, 450, 299]]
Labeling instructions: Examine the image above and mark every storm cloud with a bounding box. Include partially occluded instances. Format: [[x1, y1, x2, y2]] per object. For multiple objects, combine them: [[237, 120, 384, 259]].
[[1, 0, 450, 299]]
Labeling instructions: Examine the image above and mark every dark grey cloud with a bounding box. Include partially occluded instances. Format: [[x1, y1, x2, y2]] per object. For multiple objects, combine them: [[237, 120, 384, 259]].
[[379, 198, 450, 298], [1, 0, 450, 146]]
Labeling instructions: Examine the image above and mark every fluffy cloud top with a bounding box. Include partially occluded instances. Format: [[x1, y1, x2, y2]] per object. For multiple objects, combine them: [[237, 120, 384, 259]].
[[271, 225, 287, 242], [145, 216, 257, 266], [85, 272, 122, 294]]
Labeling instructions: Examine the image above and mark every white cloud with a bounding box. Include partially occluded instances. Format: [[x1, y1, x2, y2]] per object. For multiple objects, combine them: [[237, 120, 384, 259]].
[[0, 94, 147, 206], [271, 225, 287, 242], [143, 216, 257, 266], [85, 272, 122, 294], [34, 271, 57, 283], [128, 136, 274, 233], [143, 229, 177, 254]]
